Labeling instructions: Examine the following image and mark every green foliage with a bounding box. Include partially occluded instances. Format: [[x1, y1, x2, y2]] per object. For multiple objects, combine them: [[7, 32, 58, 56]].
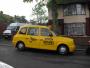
[[14, 15, 27, 23], [32, 2, 45, 15], [32, 1, 48, 23], [23, 0, 59, 33], [0, 11, 27, 24], [23, 0, 57, 24], [0, 11, 14, 23]]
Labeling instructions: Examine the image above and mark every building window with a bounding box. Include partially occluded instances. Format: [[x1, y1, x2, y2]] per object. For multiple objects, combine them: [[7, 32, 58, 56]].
[[64, 4, 86, 16], [64, 23, 85, 36]]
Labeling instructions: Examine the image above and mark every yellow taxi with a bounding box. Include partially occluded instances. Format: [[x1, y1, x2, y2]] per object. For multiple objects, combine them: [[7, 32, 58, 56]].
[[12, 25, 76, 55]]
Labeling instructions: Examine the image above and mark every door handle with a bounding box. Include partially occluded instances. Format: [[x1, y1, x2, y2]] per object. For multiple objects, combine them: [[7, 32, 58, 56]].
[[30, 37, 37, 41], [26, 38, 29, 39], [40, 39, 44, 41], [25, 38, 32, 42]]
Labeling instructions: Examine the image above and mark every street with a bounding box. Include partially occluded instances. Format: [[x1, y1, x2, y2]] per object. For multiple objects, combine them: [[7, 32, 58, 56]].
[[0, 43, 90, 68]]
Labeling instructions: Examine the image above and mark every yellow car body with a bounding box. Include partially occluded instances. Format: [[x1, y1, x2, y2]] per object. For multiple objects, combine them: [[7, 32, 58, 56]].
[[12, 25, 76, 55]]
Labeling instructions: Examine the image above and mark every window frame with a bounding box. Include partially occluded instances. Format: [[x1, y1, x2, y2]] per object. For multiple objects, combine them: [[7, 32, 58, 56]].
[[40, 28, 53, 36], [19, 27, 27, 35], [63, 4, 86, 16], [27, 27, 39, 36], [64, 23, 85, 36]]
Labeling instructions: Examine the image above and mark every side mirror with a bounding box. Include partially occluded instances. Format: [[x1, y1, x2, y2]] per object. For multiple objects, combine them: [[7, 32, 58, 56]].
[[49, 33, 53, 37]]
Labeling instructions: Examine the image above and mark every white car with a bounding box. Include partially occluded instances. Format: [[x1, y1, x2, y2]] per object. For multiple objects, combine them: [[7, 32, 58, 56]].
[[3, 23, 25, 39]]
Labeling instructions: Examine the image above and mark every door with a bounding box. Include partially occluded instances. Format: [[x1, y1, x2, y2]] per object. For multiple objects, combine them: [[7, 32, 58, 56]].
[[26, 27, 40, 48], [39, 28, 56, 50], [86, 18, 90, 36], [17, 27, 28, 46]]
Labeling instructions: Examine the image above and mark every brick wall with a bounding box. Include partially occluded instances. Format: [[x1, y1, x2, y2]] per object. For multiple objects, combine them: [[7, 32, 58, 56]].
[[68, 36, 90, 49]]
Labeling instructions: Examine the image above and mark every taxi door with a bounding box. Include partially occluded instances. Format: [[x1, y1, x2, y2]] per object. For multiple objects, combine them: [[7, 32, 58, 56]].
[[39, 28, 56, 50], [26, 27, 40, 49]]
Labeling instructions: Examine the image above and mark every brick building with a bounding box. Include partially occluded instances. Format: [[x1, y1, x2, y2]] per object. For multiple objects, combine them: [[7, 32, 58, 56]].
[[48, 0, 90, 36]]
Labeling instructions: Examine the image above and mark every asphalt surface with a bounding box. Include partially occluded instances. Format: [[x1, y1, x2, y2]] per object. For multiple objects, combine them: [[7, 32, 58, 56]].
[[0, 42, 90, 68]]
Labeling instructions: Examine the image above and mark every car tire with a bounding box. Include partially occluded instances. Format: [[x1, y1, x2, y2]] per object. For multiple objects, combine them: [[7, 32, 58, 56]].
[[57, 45, 69, 55], [16, 42, 25, 51]]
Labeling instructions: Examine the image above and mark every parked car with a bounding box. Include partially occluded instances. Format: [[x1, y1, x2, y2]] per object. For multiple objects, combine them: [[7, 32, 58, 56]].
[[3, 23, 25, 39], [86, 40, 90, 55], [12, 25, 76, 55]]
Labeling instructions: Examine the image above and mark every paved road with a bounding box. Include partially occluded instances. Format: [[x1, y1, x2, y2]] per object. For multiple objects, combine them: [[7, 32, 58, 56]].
[[0, 45, 90, 68]]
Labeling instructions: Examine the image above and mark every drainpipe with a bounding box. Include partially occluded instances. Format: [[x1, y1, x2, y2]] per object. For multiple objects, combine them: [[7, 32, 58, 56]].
[[87, 3, 90, 17], [89, 8, 90, 18]]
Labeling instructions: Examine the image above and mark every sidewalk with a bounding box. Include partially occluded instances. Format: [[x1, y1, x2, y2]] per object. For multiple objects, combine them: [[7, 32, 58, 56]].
[[0, 38, 12, 46]]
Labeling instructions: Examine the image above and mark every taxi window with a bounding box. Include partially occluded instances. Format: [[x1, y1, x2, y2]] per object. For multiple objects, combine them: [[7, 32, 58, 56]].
[[28, 28, 39, 36], [40, 28, 52, 36], [19, 27, 27, 34]]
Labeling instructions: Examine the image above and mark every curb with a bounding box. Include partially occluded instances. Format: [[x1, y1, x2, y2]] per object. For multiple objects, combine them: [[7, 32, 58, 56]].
[[0, 44, 12, 47], [76, 49, 86, 51]]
